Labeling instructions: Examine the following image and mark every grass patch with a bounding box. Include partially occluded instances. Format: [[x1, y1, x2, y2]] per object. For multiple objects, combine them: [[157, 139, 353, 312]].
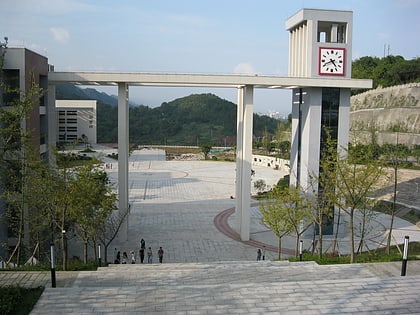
[[402, 209, 420, 224], [0, 286, 43, 315], [289, 242, 420, 264], [1, 260, 99, 272], [163, 147, 201, 155]]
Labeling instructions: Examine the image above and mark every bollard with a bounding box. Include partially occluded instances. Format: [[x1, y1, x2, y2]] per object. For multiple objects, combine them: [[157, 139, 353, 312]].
[[98, 244, 102, 267], [50, 243, 56, 288], [401, 235, 409, 276], [299, 240, 303, 261]]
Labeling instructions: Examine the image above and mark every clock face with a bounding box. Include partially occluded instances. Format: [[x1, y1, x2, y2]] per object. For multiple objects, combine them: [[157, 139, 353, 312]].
[[319, 47, 345, 76]]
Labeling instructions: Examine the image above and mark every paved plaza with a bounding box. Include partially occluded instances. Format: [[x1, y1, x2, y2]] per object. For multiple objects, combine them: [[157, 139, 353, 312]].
[[105, 148, 420, 263], [3, 148, 420, 314]]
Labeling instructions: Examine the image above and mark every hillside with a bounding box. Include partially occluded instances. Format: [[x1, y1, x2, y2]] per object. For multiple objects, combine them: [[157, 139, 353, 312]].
[[350, 83, 420, 147], [57, 86, 279, 145], [56, 85, 119, 106]]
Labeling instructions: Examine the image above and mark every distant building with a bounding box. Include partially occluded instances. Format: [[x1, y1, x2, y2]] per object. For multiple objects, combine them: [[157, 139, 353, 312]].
[[56, 100, 97, 145]]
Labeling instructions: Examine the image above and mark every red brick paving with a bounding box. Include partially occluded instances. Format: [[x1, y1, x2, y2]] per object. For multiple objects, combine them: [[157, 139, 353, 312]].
[[213, 206, 295, 256]]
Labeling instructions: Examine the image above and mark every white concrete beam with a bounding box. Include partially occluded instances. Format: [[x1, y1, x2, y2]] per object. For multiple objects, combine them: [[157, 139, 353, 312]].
[[48, 71, 372, 90]]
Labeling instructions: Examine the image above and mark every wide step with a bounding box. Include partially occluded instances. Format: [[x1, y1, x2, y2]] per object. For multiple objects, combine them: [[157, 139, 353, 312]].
[[32, 274, 420, 314]]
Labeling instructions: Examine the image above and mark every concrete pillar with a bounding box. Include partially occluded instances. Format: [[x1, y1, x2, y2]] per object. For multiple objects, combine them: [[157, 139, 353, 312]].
[[235, 85, 254, 241], [338, 88, 351, 156], [235, 88, 244, 234], [118, 83, 129, 239], [290, 88, 322, 191]]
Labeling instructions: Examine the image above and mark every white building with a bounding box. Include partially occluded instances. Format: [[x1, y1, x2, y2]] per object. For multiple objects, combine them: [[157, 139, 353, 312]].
[[56, 100, 97, 145]]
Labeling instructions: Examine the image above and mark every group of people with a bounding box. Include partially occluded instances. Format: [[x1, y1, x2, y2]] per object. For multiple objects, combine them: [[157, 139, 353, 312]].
[[114, 250, 135, 264], [114, 238, 164, 264]]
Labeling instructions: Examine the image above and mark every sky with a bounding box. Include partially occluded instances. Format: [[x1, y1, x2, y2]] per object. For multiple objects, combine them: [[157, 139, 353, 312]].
[[1, 0, 419, 116]]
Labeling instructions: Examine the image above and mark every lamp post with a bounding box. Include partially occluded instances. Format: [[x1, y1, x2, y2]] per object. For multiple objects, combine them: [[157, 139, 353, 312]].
[[98, 244, 102, 267], [299, 240, 303, 261], [401, 235, 409, 276], [50, 243, 56, 288]]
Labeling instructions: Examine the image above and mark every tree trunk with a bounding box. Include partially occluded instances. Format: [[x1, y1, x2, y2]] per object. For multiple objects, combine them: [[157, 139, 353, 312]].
[[318, 213, 323, 259], [386, 166, 398, 255], [93, 240, 98, 262], [349, 209, 355, 263], [104, 244, 109, 264], [332, 208, 341, 254], [83, 241, 88, 264], [61, 234, 67, 271], [278, 237, 282, 260]]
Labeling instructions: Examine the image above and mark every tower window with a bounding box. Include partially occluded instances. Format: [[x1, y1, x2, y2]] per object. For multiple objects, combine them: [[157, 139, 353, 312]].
[[317, 21, 347, 43]]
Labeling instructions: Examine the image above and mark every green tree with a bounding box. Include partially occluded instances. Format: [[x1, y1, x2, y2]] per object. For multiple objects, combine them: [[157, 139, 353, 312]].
[[260, 186, 310, 259], [381, 141, 410, 255], [0, 53, 44, 264], [28, 154, 77, 270], [98, 206, 129, 264], [71, 163, 117, 263], [334, 156, 386, 263], [309, 135, 339, 259], [253, 179, 267, 195], [261, 127, 272, 154], [200, 144, 212, 160]]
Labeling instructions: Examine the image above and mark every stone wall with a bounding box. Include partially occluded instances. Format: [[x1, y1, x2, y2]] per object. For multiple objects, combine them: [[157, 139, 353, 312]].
[[350, 83, 420, 146]]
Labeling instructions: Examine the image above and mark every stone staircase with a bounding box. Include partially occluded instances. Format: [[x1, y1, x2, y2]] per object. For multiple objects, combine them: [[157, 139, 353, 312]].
[[31, 261, 420, 315]]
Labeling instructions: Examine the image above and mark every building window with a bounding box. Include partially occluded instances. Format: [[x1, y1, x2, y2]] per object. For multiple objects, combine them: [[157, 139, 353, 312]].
[[66, 126, 77, 132]]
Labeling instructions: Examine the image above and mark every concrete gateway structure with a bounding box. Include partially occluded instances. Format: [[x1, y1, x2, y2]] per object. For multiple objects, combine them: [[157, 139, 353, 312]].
[[47, 8, 371, 241]]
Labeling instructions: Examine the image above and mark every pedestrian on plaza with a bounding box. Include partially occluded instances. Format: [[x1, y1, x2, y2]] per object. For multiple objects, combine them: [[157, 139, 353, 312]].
[[139, 247, 145, 264], [257, 248, 262, 261], [130, 250, 136, 264], [158, 247, 164, 263], [140, 238, 146, 250], [147, 247, 153, 264], [115, 251, 121, 264], [262, 246, 266, 261], [122, 251, 128, 264]]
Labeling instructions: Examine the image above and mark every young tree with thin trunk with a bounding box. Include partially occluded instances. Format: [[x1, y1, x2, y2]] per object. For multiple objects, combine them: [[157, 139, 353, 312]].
[[98, 206, 129, 264], [260, 186, 310, 259], [71, 163, 117, 263], [334, 157, 386, 263]]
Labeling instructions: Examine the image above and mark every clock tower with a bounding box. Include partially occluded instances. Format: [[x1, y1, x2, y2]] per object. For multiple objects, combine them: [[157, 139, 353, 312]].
[[286, 9, 353, 78], [286, 9, 354, 235]]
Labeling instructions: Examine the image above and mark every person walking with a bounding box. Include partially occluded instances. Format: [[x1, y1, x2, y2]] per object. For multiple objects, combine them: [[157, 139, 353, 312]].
[[257, 248, 262, 261], [115, 251, 121, 264], [130, 250, 136, 264], [158, 247, 164, 263], [139, 247, 145, 264], [262, 246, 266, 261], [147, 247, 153, 264], [122, 251, 128, 264]]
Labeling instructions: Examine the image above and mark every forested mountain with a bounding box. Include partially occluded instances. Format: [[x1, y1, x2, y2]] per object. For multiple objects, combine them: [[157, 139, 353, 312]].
[[56, 87, 279, 146], [352, 55, 420, 92], [56, 85, 119, 106], [107, 93, 278, 145]]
